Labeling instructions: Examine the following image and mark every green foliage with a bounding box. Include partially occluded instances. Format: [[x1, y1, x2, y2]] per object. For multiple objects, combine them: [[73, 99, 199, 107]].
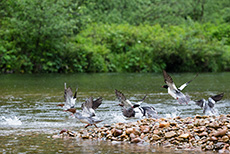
[[68, 23, 229, 72], [1, 0, 230, 73], [79, 0, 230, 26], [0, 0, 77, 73]]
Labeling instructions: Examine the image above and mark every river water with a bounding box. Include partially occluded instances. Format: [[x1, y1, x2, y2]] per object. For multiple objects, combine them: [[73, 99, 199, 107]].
[[0, 73, 229, 153]]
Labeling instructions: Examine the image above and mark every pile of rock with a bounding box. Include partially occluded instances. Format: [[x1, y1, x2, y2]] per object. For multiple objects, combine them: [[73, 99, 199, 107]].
[[53, 114, 230, 153]]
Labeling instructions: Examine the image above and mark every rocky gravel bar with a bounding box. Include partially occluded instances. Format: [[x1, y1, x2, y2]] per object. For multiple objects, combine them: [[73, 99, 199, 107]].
[[53, 114, 230, 153]]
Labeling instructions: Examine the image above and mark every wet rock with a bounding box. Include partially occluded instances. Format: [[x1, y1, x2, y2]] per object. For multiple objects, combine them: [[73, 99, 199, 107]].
[[151, 134, 161, 141], [219, 144, 229, 154], [187, 124, 193, 129], [178, 133, 190, 139], [111, 128, 122, 137], [53, 114, 230, 152], [129, 133, 136, 140], [198, 131, 208, 137], [214, 129, 227, 137], [104, 124, 111, 128], [165, 131, 177, 138], [205, 145, 214, 150], [222, 135, 229, 143], [125, 128, 133, 135], [209, 136, 218, 141], [120, 134, 128, 140], [131, 137, 143, 143], [140, 125, 150, 133], [159, 121, 170, 128], [215, 142, 226, 149], [106, 133, 112, 139], [82, 134, 90, 139], [195, 115, 202, 119], [209, 121, 219, 128]]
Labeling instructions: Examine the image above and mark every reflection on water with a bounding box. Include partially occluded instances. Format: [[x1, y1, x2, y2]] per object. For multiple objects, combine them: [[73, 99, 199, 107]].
[[0, 73, 230, 153], [0, 134, 205, 154]]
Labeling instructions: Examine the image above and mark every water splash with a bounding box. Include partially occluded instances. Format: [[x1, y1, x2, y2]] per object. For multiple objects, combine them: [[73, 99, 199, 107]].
[[165, 107, 181, 119], [1, 116, 22, 125], [104, 112, 127, 124]]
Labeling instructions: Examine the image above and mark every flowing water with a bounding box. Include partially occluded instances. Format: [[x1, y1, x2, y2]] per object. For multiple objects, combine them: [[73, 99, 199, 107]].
[[0, 73, 229, 153]]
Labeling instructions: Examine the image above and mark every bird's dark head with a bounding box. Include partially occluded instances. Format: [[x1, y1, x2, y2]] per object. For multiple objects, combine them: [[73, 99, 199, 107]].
[[132, 104, 140, 108], [162, 85, 168, 89], [118, 103, 124, 107], [64, 108, 76, 114], [57, 103, 65, 107]]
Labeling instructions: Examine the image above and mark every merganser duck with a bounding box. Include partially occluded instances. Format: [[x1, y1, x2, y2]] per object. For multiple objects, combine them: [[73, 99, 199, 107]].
[[57, 83, 78, 110], [162, 70, 198, 104], [115, 89, 158, 119], [65, 97, 103, 128], [195, 93, 224, 115]]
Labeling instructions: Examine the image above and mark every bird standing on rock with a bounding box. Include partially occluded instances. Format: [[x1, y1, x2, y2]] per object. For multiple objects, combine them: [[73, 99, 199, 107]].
[[162, 70, 198, 104]]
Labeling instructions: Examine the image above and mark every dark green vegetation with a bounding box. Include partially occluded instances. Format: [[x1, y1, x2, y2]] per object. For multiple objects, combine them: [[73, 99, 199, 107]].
[[1, 0, 230, 73]]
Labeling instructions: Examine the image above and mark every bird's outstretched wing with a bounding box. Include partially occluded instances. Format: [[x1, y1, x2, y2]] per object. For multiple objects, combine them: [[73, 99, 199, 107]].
[[133, 94, 147, 107], [178, 73, 198, 91], [163, 70, 177, 90], [210, 93, 224, 102], [163, 70, 174, 84], [195, 99, 205, 108], [92, 97, 102, 110], [208, 93, 224, 108], [81, 97, 102, 117], [115, 89, 133, 107], [139, 94, 147, 103], [64, 84, 73, 101], [81, 97, 95, 116], [63, 83, 78, 108]]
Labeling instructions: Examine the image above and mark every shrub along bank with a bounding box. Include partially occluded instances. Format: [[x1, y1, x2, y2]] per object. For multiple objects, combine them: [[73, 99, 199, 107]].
[[1, 23, 230, 73]]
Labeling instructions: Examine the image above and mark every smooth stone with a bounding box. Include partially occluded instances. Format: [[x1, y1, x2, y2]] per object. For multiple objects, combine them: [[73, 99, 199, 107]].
[[159, 121, 170, 128], [132, 127, 141, 135], [214, 129, 227, 137], [209, 136, 218, 141], [131, 137, 142, 143], [222, 135, 229, 142], [187, 124, 193, 129], [130, 133, 136, 140], [165, 131, 177, 138], [125, 128, 133, 135], [179, 133, 190, 139], [112, 129, 122, 137], [198, 131, 208, 137], [151, 134, 161, 140], [140, 126, 150, 133]]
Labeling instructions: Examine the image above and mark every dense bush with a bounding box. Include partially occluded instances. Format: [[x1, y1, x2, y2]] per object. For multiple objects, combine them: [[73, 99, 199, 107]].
[[1, 0, 230, 73], [67, 23, 229, 72]]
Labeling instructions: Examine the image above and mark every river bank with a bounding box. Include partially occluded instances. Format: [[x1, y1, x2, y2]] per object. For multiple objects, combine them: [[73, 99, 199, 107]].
[[53, 114, 230, 153]]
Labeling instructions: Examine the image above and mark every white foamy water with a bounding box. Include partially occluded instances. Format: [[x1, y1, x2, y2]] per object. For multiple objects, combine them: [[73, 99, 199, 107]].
[[1, 116, 22, 126], [164, 107, 181, 119]]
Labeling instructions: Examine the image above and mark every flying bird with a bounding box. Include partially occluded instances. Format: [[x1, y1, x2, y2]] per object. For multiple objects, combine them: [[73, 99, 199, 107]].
[[195, 93, 224, 115], [65, 97, 103, 128], [115, 89, 158, 119], [57, 83, 78, 110], [162, 70, 198, 104]]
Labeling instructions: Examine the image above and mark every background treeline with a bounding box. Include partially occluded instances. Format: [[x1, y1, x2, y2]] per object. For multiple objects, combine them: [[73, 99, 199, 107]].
[[0, 0, 230, 73]]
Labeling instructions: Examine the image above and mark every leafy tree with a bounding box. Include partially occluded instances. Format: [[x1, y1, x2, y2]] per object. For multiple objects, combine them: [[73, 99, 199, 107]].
[[0, 0, 77, 73]]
